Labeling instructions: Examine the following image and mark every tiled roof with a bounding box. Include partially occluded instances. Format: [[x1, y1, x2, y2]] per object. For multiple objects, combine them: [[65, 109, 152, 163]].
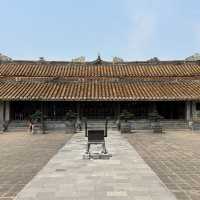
[[1, 60, 200, 100], [0, 80, 200, 101], [0, 60, 200, 78]]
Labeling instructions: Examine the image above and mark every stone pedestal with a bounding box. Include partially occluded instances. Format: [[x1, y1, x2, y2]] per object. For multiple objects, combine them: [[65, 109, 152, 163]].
[[32, 124, 43, 134], [192, 122, 200, 131], [83, 153, 112, 160], [151, 122, 163, 134]]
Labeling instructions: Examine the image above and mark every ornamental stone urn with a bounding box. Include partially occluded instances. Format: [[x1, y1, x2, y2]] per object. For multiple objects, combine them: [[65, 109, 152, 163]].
[[149, 109, 163, 134]]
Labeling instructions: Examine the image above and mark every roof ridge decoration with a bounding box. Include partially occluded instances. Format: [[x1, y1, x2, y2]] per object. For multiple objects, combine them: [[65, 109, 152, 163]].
[[71, 56, 85, 63], [0, 53, 12, 63], [186, 53, 200, 61], [91, 54, 103, 65], [1, 76, 199, 84], [1, 58, 200, 66], [113, 57, 124, 63], [147, 57, 160, 63]]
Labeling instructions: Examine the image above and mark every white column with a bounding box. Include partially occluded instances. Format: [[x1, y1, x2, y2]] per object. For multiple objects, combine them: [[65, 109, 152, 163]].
[[5, 101, 10, 122], [192, 101, 197, 120], [0, 102, 4, 132], [186, 101, 191, 121]]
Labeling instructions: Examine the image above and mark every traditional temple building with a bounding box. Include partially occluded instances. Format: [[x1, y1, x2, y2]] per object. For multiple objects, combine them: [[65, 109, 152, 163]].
[[0, 55, 200, 132]]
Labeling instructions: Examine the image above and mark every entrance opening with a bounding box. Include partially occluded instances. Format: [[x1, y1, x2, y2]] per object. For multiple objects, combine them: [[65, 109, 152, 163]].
[[80, 102, 116, 119], [10, 101, 186, 121], [120, 101, 185, 120], [10, 101, 77, 121]]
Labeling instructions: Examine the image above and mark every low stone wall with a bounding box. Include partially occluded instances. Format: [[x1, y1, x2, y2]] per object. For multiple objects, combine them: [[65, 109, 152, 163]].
[[129, 120, 189, 130], [45, 120, 66, 131]]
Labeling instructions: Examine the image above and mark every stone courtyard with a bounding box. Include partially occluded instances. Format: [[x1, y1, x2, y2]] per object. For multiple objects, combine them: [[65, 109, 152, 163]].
[[1, 130, 200, 200], [14, 130, 176, 200], [126, 130, 200, 200], [0, 132, 72, 200]]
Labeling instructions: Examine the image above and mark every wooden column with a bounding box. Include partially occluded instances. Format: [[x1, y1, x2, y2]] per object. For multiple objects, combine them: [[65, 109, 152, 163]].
[[77, 103, 80, 119], [116, 102, 120, 120], [53, 103, 56, 118], [41, 101, 45, 134]]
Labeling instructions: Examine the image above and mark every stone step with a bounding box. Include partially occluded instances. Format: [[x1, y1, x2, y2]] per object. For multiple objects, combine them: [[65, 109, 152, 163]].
[[7, 128, 28, 133], [6, 120, 188, 132]]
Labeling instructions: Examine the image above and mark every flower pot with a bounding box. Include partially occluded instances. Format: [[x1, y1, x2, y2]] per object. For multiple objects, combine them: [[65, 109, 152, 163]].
[[120, 122, 131, 133], [65, 121, 76, 134]]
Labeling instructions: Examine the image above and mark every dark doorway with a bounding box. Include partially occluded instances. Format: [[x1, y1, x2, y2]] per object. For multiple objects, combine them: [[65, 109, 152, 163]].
[[157, 101, 185, 119], [10, 101, 77, 120], [80, 102, 116, 119], [120, 101, 186, 120], [10, 101, 186, 121], [10, 101, 41, 120]]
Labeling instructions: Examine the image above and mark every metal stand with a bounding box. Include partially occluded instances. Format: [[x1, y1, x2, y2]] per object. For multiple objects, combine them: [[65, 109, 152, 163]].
[[83, 119, 112, 159]]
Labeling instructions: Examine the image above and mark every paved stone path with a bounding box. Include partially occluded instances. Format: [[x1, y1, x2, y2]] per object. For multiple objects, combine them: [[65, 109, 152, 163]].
[[0, 132, 72, 200], [15, 130, 177, 200]]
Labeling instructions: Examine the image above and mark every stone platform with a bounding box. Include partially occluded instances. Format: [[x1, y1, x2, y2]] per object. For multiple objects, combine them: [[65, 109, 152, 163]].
[[83, 152, 112, 160], [15, 130, 177, 200]]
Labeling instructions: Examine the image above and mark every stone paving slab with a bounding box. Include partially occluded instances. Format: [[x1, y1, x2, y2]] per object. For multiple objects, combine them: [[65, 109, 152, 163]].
[[14, 131, 177, 200], [0, 132, 72, 200], [126, 131, 200, 200]]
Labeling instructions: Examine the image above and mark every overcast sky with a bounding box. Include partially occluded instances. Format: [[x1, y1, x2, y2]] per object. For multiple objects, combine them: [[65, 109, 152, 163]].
[[0, 0, 200, 61]]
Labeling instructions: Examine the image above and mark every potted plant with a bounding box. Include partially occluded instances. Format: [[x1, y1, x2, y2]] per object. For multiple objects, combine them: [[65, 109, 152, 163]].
[[119, 110, 134, 133], [65, 110, 77, 134], [29, 110, 43, 134], [30, 110, 42, 122], [149, 109, 163, 133]]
